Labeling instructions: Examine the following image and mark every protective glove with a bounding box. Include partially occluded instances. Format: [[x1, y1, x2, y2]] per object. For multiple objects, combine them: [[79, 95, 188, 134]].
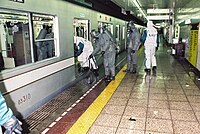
[[3, 116, 22, 134], [131, 50, 135, 54], [101, 51, 105, 56], [88, 54, 93, 60]]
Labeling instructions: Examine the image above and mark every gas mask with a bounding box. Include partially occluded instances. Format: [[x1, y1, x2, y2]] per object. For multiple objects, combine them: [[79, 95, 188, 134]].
[[90, 29, 99, 43]]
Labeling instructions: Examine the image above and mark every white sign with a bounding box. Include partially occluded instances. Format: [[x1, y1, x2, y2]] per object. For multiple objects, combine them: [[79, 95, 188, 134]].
[[147, 15, 172, 20], [147, 9, 170, 14]]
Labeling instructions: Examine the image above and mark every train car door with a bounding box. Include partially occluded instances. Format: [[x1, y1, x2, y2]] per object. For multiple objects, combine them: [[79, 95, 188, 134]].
[[73, 18, 90, 76]]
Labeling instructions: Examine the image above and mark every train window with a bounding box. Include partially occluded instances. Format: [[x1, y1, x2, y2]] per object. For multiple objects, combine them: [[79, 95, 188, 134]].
[[98, 22, 103, 33], [0, 9, 57, 72], [0, 9, 30, 69], [98, 22, 113, 35], [107, 24, 113, 35], [73, 18, 89, 40], [33, 14, 55, 61]]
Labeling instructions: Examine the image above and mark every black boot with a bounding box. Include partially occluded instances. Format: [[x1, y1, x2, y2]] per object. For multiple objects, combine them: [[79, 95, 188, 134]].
[[123, 69, 130, 73], [152, 66, 157, 75], [110, 76, 115, 80], [132, 64, 137, 73], [105, 75, 110, 81], [93, 69, 99, 76], [131, 69, 137, 74], [145, 69, 151, 75]]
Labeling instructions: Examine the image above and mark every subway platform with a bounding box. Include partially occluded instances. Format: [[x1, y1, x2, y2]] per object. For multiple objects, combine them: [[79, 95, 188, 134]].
[[27, 44, 200, 134]]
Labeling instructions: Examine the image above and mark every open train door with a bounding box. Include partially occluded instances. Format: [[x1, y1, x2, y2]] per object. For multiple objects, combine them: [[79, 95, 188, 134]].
[[73, 18, 90, 77]]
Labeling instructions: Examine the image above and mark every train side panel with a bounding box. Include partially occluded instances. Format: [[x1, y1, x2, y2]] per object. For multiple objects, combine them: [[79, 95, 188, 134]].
[[0, 0, 128, 118]]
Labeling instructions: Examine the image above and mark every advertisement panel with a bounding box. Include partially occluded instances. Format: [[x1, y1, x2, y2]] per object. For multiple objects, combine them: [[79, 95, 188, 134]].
[[196, 23, 200, 70], [189, 30, 198, 66]]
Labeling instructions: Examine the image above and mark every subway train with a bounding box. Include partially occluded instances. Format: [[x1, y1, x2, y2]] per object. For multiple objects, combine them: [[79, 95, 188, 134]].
[[0, 0, 144, 119]]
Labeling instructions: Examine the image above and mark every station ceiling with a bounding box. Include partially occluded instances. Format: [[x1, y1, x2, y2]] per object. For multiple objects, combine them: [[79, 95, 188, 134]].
[[111, 0, 200, 24], [70, 0, 200, 26]]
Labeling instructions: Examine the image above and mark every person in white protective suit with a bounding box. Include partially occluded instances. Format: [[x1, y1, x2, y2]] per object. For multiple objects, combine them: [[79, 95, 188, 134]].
[[141, 21, 159, 75], [0, 91, 22, 134], [123, 21, 140, 73], [74, 36, 98, 76], [89, 27, 116, 81]]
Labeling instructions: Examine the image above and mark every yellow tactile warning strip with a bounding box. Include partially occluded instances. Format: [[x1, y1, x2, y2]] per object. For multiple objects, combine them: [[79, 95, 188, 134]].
[[66, 65, 127, 134], [66, 46, 144, 134]]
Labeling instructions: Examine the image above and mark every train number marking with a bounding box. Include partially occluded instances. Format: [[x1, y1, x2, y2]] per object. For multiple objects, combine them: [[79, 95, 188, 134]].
[[18, 93, 31, 105]]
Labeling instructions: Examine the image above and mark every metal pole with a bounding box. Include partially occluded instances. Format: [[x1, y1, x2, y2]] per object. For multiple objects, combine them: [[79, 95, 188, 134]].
[[28, 13, 35, 62]]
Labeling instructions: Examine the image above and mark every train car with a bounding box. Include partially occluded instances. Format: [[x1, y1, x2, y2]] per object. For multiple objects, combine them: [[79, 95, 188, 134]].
[[0, 0, 135, 118]]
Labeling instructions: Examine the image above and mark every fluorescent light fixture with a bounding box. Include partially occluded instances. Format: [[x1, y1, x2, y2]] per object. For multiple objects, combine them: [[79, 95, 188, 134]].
[[121, 8, 127, 15], [147, 9, 170, 14], [185, 19, 191, 24], [176, 11, 200, 24], [177, 20, 184, 24], [131, 0, 147, 20], [178, 8, 200, 14], [147, 15, 172, 20], [155, 23, 161, 26]]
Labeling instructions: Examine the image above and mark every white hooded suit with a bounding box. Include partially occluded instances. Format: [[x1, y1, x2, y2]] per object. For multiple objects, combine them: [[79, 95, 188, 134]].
[[142, 21, 158, 70]]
